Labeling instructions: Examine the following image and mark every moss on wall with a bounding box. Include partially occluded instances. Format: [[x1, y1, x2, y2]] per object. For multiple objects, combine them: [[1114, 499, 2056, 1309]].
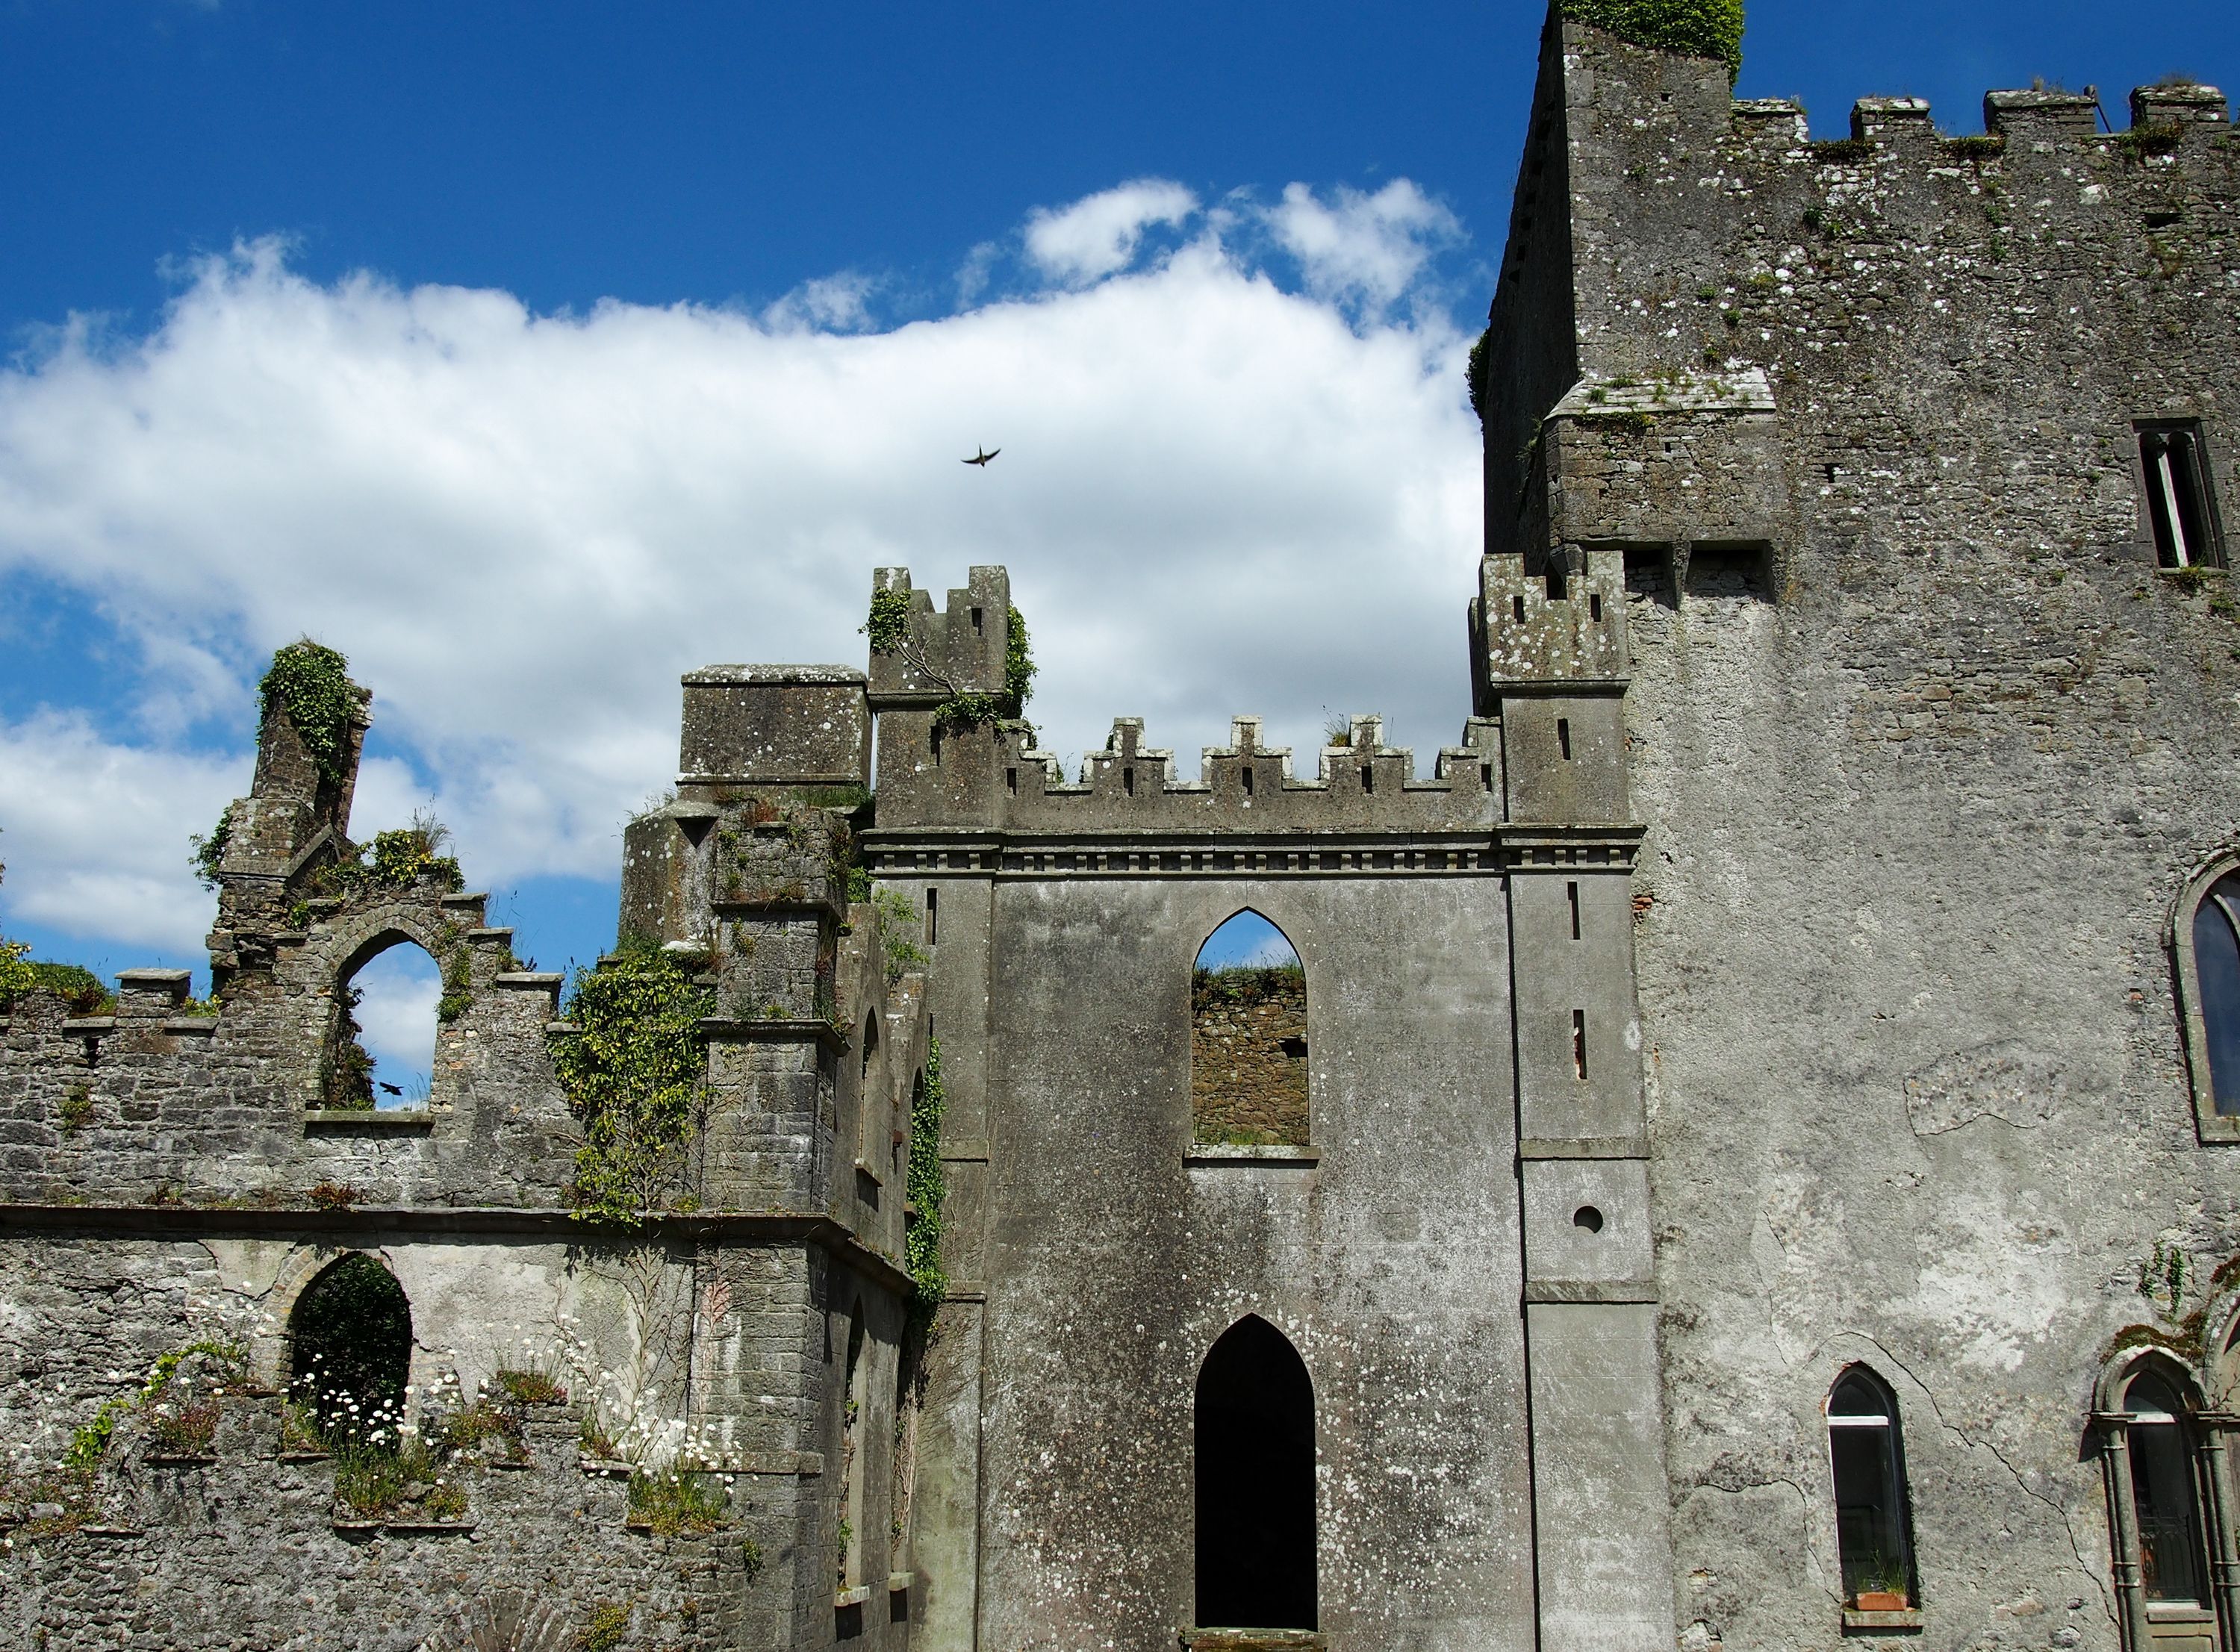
[[1561, 0, 1743, 79]]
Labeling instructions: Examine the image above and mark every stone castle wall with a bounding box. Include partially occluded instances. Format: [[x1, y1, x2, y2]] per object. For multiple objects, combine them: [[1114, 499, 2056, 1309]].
[[1486, 16, 2240, 1651]]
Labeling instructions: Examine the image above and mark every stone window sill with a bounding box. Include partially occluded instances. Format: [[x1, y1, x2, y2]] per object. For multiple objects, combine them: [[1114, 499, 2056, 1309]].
[[1184, 1144, 1320, 1167], [834, 1586, 873, 1608], [1178, 1633, 1326, 1651], [305, 1109, 435, 1129], [1842, 1607, 1923, 1632], [888, 1571, 915, 1592]]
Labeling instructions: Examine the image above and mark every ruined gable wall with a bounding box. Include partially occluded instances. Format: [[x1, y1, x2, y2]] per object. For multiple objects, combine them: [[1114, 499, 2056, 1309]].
[[1523, 20, 2240, 1651]]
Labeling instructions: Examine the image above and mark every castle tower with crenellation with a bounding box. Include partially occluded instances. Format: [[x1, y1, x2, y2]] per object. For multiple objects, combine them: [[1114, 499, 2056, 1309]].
[[5, 6, 2240, 1649]]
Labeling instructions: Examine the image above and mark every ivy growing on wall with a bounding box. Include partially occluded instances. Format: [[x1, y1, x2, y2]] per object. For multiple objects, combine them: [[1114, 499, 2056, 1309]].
[[259, 639, 360, 787], [1467, 328, 1492, 423], [553, 946, 715, 1225], [905, 1035, 949, 1322], [189, 803, 234, 891], [1561, 0, 1743, 80], [862, 589, 1039, 730]]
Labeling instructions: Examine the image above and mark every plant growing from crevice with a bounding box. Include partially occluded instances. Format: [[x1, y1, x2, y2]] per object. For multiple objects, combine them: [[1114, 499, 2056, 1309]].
[[872, 888, 930, 984], [189, 802, 234, 891], [321, 985, 377, 1109], [260, 639, 361, 788], [627, 1469, 731, 1536], [553, 946, 715, 1225], [57, 1083, 93, 1135], [437, 947, 475, 1023], [905, 1035, 949, 1325]]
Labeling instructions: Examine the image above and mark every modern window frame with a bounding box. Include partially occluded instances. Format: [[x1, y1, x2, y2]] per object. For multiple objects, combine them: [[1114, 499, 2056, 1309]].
[[2171, 855, 2240, 1143]]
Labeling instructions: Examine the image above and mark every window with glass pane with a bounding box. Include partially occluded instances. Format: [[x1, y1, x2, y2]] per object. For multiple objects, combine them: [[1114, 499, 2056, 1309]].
[[2126, 1374, 2206, 1605], [2194, 876, 2240, 1115], [1829, 1368, 1917, 1606]]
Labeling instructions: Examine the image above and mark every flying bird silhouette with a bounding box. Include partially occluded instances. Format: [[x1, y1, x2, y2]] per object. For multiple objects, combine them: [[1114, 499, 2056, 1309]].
[[962, 446, 1000, 467], [379, 1082, 403, 1096]]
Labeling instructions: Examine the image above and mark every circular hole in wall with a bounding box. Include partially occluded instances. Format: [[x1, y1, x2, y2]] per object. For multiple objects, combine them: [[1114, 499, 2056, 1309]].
[[1572, 1205, 1605, 1234]]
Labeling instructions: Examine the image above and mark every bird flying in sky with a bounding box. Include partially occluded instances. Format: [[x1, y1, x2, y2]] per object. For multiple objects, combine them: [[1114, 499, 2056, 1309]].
[[963, 446, 999, 467]]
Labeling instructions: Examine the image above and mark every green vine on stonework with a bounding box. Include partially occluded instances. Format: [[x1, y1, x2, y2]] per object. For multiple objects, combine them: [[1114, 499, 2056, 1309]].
[[865, 587, 1038, 729], [871, 888, 930, 985], [189, 802, 235, 891], [1003, 603, 1036, 713], [259, 640, 359, 788], [1561, 0, 1743, 81], [1467, 327, 1492, 423], [552, 946, 715, 1225], [864, 587, 914, 655], [66, 1337, 248, 1474], [905, 1035, 949, 1324]]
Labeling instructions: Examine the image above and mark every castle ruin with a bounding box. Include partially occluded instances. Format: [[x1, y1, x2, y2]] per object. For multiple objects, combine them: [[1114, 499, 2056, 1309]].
[[5, 7, 2240, 1650]]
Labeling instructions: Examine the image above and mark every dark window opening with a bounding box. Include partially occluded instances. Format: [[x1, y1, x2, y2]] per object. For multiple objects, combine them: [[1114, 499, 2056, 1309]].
[[839, 1306, 868, 1592], [1572, 1010, 1587, 1079], [1124, 765, 1135, 797], [1360, 765, 1374, 795], [1567, 880, 1581, 940], [1546, 565, 1567, 600], [1241, 766, 1254, 797], [1590, 593, 1603, 621], [2193, 873, 2240, 1115], [2140, 424, 2224, 569], [1481, 762, 1494, 791], [1192, 912, 1308, 1148], [930, 724, 944, 763], [970, 605, 983, 634], [1685, 544, 1773, 600], [1557, 718, 1572, 761], [1512, 594, 1526, 623], [1006, 766, 1018, 794], [2127, 1373, 2208, 1605], [1196, 1316, 1316, 1632], [290, 1253, 412, 1445], [925, 889, 938, 947], [1572, 1204, 1604, 1232], [1829, 1368, 1917, 1609]]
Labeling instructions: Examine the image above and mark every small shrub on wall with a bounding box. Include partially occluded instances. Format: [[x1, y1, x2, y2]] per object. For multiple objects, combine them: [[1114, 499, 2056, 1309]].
[[1561, 0, 1743, 78]]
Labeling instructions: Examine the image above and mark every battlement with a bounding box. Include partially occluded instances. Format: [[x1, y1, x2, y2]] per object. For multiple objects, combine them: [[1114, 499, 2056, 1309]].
[[866, 564, 1013, 707]]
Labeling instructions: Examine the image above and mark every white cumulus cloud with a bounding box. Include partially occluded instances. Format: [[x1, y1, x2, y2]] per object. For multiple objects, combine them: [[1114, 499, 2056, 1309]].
[[1267, 179, 1463, 312], [1022, 179, 1201, 284], [0, 181, 1483, 964]]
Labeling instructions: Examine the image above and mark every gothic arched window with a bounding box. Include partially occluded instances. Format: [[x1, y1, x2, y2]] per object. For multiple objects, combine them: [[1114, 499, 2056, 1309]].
[[2096, 1357, 2229, 1651], [1190, 911, 1307, 1149], [2174, 862, 2240, 1140], [1827, 1367, 1917, 1612]]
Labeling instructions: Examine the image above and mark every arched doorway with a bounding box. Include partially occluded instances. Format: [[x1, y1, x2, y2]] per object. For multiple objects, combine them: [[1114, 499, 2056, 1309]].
[[290, 1253, 413, 1444], [1195, 1315, 1316, 1630]]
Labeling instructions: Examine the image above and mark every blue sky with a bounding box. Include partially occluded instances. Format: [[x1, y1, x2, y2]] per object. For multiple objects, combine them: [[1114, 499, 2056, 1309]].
[[1, 0, 2234, 1088]]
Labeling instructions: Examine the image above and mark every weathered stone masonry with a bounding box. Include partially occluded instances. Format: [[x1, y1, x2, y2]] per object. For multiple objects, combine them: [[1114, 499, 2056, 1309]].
[[9, 6, 2240, 1649]]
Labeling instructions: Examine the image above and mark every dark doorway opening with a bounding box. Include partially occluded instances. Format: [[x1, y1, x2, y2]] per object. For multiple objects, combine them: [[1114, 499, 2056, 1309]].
[[1195, 1315, 1316, 1630]]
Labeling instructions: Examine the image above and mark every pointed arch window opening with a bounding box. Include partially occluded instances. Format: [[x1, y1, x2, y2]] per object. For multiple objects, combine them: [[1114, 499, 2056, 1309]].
[[1826, 1368, 1918, 1612], [1190, 911, 1309, 1150], [326, 937, 444, 1111], [2124, 1373, 2210, 1608], [288, 1253, 413, 1447], [2193, 876, 2240, 1118], [1195, 1315, 1317, 1633]]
